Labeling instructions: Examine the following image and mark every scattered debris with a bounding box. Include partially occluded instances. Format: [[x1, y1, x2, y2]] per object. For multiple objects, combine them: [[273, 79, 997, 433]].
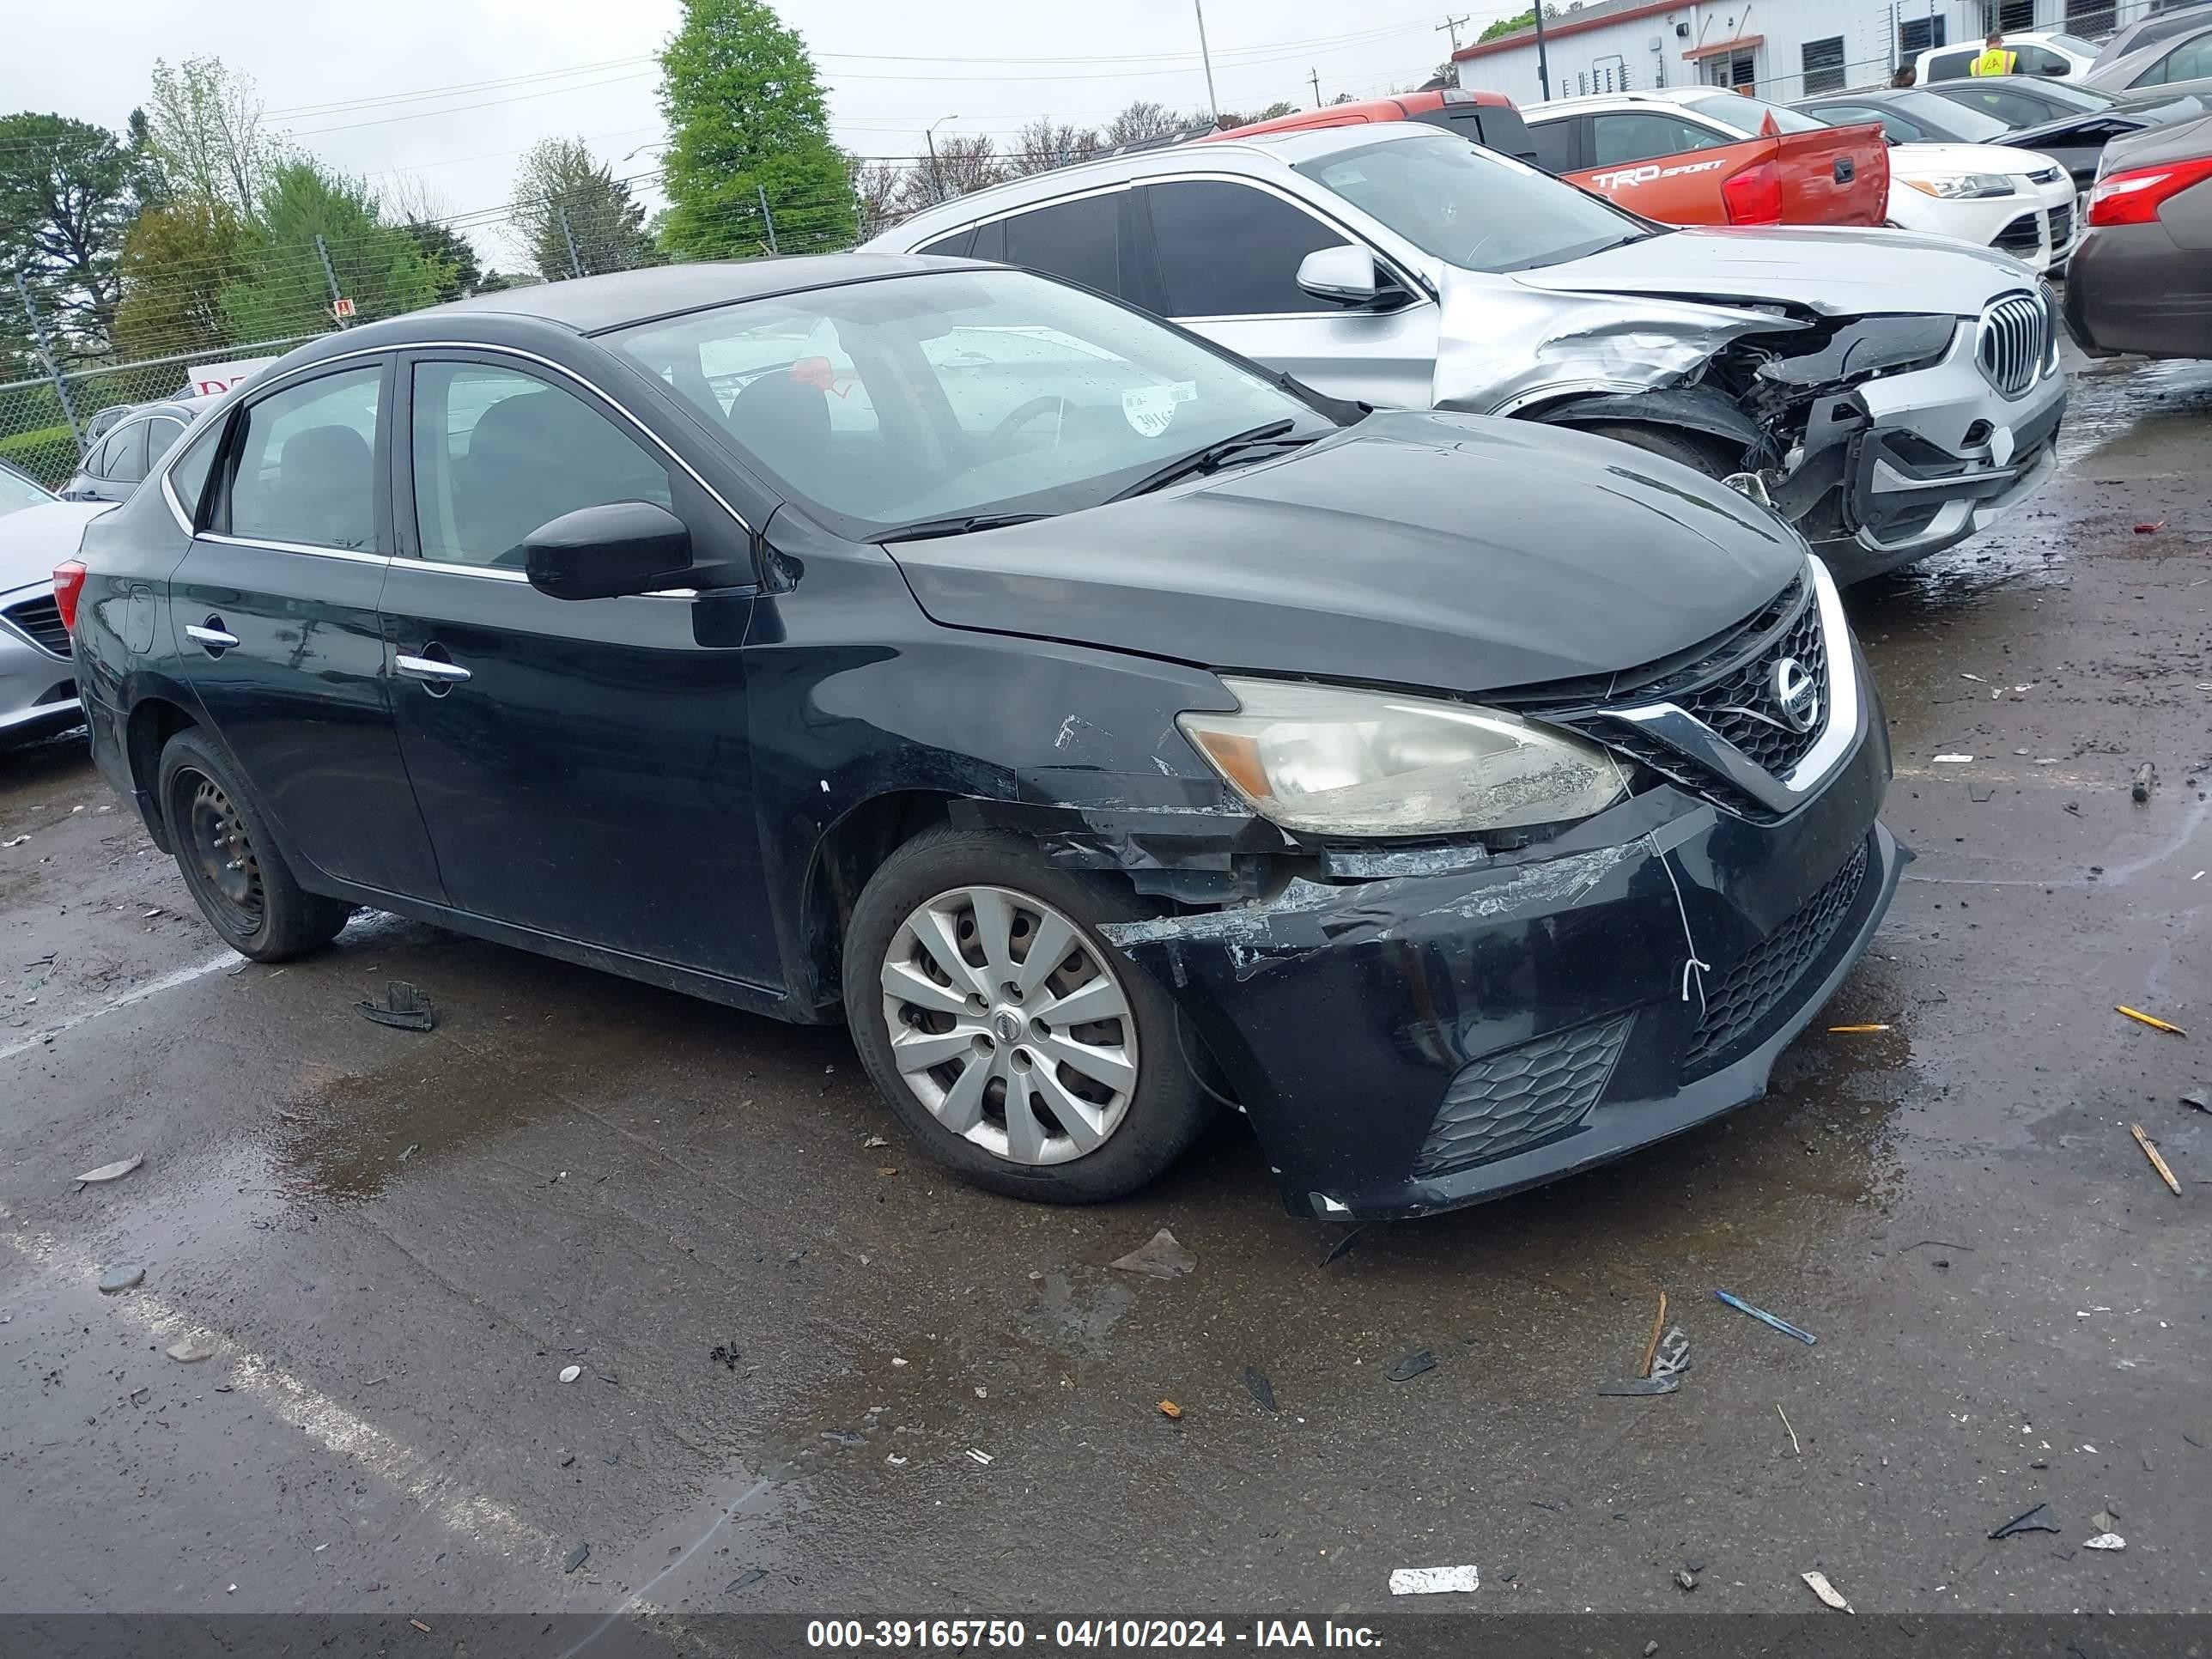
[[965, 1449, 993, 1466], [1638, 1291, 1668, 1378], [1109, 1228, 1195, 1279], [1800, 1571, 1853, 1613], [1, 835, 27, 848], [2093, 1506, 2118, 1532], [2133, 763, 2157, 803], [1932, 754, 1974, 764], [410, 1620, 431, 1635], [1714, 1290, 1817, 1346], [558, 1365, 582, 1383], [1389, 1565, 1480, 1595], [560, 1452, 575, 1468], [395, 1143, 419, 1163], [1319, 1226, 1365, 1267], [2132, 1124, 2183, 1195], [167, 1336, 217, 1363], [1385, 1347, 1437, 1382], [1644, 1644, 1658, 1658], [1158, 1400, 1182, 1419], [726, 1568, 768, 1593], [75, 1154, 144, 1187], [97, 1264, 144, 1294], [564, 1542, 590, 1574], [2182, 1090, 2209, 1114], [862, 1135, 889, 1149], [1673, 1570, 1698, 1592], [890, 1357, 908, 1367], [1778, 1403, 1800, 1455], [356, 981, 436, 1032], [2133, 520, 2166, 534], [1989, 1504, 2061, 1540], [2116, 1005, 2185, 1036], [1605, 1326, 1689, 1395], [1243, 1367, 1277, 1413], [710, 1344, 739, 1371], [1960, 672, 1985, 683], [2084, 1533, 2126, 1552], [885, 1454, 908, 1467], [1827, 1023, 1891, 1033]]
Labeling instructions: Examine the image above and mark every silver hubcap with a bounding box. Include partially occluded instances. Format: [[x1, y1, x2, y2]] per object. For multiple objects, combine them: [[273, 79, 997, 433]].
[[879, 884, 1138, 1166]]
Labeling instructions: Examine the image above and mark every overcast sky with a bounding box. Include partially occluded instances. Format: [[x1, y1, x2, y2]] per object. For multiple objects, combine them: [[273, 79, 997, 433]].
[[2, 0, 1530, 264]]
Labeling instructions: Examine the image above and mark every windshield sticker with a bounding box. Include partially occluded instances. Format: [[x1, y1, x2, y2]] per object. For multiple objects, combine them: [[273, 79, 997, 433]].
[[1122, 381, 1197, 439]]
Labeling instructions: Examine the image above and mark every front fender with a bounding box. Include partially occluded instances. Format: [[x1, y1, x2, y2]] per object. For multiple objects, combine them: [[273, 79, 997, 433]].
[[1526, 385, 1763, 453]]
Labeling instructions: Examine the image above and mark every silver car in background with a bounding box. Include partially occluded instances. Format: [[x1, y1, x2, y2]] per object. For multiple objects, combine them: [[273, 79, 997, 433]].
[[869, 123, 2067, 581], [0, 460, 106, 745]]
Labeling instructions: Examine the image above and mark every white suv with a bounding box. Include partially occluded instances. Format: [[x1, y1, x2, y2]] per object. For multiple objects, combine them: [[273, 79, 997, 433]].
[[1916, 32, 2101, 82]]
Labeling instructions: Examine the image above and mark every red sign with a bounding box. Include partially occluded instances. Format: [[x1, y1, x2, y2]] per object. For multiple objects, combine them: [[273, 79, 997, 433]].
[[331, 296, 356, 319]]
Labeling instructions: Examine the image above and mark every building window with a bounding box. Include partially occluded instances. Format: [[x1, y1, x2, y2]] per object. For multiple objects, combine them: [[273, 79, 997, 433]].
[[1703, 48, 1758, 89], [1899, 15, 1948, 53], [1982, 0, 2035, 31], [1802, 35, 1847, 93], [2065, 0, 2117, 39]]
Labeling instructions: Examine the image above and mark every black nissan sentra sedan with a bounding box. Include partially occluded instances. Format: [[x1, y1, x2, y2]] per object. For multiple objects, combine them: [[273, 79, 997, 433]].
[[58, 255, 1903, 1220]]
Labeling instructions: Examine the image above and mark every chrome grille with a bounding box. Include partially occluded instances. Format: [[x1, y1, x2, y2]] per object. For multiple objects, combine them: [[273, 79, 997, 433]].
[[1977, 292, 2050, 398], [1673, 591, 1828, 779], [2027, 165, 2063, 185], [1, 593, 70, 659]]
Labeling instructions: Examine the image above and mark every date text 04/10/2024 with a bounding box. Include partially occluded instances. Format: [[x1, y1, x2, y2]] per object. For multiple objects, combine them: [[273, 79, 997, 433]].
[[803, 1620, 1382, 1649]]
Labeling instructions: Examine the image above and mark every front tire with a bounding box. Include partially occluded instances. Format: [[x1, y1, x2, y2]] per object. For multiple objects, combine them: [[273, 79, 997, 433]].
[[843, 827, 1210, 1204], [156, 729, 350, 961], [1567, 421, 1747, 481]]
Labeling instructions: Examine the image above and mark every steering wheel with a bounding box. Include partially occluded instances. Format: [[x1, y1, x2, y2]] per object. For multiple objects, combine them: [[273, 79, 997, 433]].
[[992, 395, 1069, 446]]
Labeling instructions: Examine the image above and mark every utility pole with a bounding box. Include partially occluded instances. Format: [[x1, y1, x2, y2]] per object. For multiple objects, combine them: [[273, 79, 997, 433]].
[[1437, 14, 1470, 52], [1310, 66, 1322, 106], [14, 272, 82, 456], [1194, 0, 1221, 125], [1534, 3, 1553, 100], [313, 234, 348, 325], [757, 184, 778, 254], [557, 205, 585, 279], [925, 115, 957, 202]]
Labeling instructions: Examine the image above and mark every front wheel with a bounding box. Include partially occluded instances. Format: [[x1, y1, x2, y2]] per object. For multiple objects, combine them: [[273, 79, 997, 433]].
[[842, 828, 1212, 1204], [1565, 421, 1747, 481]]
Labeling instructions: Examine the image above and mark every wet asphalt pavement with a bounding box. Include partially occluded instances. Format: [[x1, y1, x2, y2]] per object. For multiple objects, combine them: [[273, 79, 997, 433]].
[[3, 351, 2209, 1626]]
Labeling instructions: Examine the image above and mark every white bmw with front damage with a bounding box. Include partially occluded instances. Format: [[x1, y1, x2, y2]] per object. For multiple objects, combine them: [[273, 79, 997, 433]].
[[870, 121, 2067, 581]]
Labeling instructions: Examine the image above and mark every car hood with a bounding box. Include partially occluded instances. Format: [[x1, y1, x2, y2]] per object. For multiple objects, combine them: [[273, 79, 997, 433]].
[[884, 410, 1803, 695], [1515, 224, 2031, 315], [0, 500, 110, 594], [1887, 141, 2069, 178]]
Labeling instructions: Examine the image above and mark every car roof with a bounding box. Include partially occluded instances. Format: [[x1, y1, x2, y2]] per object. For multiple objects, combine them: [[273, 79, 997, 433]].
[[2090, 24, 2212, 82], [871, 123, 1442, 247], [1527, 87, 1740, 119]]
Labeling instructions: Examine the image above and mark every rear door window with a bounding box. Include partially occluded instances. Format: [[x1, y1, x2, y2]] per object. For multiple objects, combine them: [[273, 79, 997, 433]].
[[916, 228, 975, 258], [2015, 44, 2073, 74], [2136, 34, 2212, 84], [1589, 112, 1731, 166], [148, 416, 187, 465], [1529, 117, 1584, 173], [999, 194, 1122, 295], [223, 366, 384, 550], [103, 421, 151, 486], [1143, 179, 1355, 317], [1925, 47, 1979, 79]]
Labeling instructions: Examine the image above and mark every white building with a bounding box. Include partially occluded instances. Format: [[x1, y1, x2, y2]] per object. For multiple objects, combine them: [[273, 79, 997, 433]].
[[1450, 0, 2169, 108]]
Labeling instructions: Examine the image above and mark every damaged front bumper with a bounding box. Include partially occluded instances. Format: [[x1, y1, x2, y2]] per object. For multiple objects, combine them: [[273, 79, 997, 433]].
[[1097, 653, 1901, 1222]]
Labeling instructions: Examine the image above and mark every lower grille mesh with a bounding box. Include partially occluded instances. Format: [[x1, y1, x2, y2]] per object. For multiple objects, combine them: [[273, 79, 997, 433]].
[[1415, 1013, 1634, 1177], [1683, 842, 1870, 1079]]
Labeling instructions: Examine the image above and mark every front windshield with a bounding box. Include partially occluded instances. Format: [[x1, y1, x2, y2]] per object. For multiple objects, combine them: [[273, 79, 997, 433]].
[[1674, 92, 1832, 136], [1892, 89, 2011, 140], [609, 269, 1333, 540], [0, 465, 50, 516], [1294, 131, 1651, 273]]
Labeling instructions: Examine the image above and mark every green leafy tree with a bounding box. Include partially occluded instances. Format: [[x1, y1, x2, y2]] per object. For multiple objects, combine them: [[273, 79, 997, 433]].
[[0, 113, 143, 357], [143, 57, 282, 217], [111, 199, 250, 358], [657, 0, 857, 257], [1478, 5, 1558, 42], [511, 138, 657, 279], [221, 161, 445, 342], [400, 219, 482, 302]]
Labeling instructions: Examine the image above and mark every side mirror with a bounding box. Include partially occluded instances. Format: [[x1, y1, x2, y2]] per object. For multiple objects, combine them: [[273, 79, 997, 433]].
[[1297, 244, 1393, 307], [524, 501, 693, 601]]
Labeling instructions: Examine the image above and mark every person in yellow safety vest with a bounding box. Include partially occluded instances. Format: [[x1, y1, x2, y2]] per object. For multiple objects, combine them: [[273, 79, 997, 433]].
[[1971, 33, 2020, 76]]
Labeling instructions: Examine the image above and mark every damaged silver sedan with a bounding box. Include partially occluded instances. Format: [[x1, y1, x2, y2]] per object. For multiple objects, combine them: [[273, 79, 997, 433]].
[[869, 123, 2067, 581]]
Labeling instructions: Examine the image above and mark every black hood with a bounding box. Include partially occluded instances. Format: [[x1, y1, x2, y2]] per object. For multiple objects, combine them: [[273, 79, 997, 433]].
[[884, 410, 1804, 694]]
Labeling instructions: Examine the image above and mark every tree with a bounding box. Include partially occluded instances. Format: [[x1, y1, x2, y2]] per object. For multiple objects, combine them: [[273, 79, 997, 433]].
[[111, 199, 250, 359], [0, 114, 143, 357], [1006, 118, 1102, 177], [1478, 5, 1557, 42], [400, 220, 482, 303], [849, 158, 908, 234], [143, 57, 281, 217], [1103, 100, 1186, 149], [221, 160, 447, 342], [910, 136, 1005, 208], [511, 138, 656, 280], [658, 0, 857, 258]]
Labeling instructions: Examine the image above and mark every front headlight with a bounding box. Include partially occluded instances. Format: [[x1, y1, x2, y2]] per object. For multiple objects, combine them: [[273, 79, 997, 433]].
[[1905, 173, 2017, 199], [1176, 678, 1627, 838]]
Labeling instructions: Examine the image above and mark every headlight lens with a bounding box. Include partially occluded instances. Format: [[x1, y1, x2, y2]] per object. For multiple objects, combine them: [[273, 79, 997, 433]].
[[1905, 173, 2017, 199], [1176, 678, 1627, 838]]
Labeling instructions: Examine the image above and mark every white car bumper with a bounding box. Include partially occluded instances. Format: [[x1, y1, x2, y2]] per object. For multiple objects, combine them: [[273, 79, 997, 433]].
[[1886, 174, 2081, 273], [0, 580, 82, 740]]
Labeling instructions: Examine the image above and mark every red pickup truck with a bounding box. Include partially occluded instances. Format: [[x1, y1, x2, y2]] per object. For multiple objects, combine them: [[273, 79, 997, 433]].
[[1206, 86, 1887, 229]]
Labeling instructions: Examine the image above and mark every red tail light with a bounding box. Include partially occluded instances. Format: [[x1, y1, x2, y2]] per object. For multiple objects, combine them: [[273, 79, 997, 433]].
[[52, 560, 87, 634], [2087, 154, 2212, 228], [1721, 159, 1783, 225]]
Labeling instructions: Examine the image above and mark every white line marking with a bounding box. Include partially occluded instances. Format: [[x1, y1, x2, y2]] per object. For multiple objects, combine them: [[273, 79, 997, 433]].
[[556, 1476, 776, 1656], [0, 949, 240, 1063], [0, 1227, 556, 1566]]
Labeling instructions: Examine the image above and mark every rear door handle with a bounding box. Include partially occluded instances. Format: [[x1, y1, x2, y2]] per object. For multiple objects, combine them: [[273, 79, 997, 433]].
[[396, 653, 471, 685], [185, 619, 239, 652]]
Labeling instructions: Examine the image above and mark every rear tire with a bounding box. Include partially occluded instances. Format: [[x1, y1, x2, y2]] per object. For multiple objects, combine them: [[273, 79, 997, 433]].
[[842, 826, 1210, 1204], [156, 729, 350, 962], [1567, 421, 1747, 481]]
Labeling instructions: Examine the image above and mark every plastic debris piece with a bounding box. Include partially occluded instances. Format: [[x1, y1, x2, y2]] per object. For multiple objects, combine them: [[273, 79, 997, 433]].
[[1800, 1571, 1852, 1612], [1650, 1327, 1691, 1378], [76, 1154, 144, 1186], [1932, 755, 1974, 764], [558, 1364, 582, 1383], [167, 1336, 217, 1363], [1389, 1565, 1479, 1595], [1990, 1503, 2060, 1540], [1673, 1570, 1698, 1592], [726, 1568, 768, 1593], [710, 1343, 738, 1371], [2117, 1005, 2185, 1036], [965, 1448, 993, 1465], [1638, 1291, 1668, 1378], [1109, 1228, 1194, 1279], [97, 1264, 144, 1294], [1385, 1347, 1437, 1382], [1243, 1366, 1277, 1413], [356, 981, 435, 1031], [1320, 1226, 1364, 1267], [1, 835, 27, 848], [2084, 1533, 2126, 1551], [2131, 1125, 2182, 1195], [1598, 1376, 1679, 1396], [2133, 763, 2156, 803], [1827, 1024, 1891, 1033], [1714, 1290, 1816, 1345], [1960, 672, 1985, 683], [564, 1542, 589, 1574], [410, 1621, 431, 1635], [885, 1454, 908, 1467], [1158, 1400, 1182, 1419], [2182, 1090, 2209, 1113], [2133, 520, 2166, 534], [862, 1135, 889, 1149], [396, 1144, 419, 1163]]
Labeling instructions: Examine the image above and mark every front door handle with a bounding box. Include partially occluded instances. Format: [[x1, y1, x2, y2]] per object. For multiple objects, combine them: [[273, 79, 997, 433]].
[[185, 618, 239, 653], [396, 653, 471, 688]]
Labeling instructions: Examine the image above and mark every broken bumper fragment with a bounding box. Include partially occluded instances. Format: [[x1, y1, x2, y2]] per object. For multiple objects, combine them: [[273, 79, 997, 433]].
[[1103, 672, 1901, 1221]]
